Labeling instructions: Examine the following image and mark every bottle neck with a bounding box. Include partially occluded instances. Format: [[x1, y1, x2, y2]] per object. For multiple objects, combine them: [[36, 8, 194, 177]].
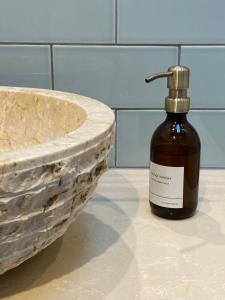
[[165, 89, 190, 113], [166, 112, 187, 123], [169, 89, 187, 98]]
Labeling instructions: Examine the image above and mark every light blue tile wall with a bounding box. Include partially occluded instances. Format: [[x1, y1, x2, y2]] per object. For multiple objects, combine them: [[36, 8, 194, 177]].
[[0, 0, 115, 43], [117, 110, 225, 168], [0, 1, 224, 167], [53, 46, 177, 108], [117, 111, 164, 167], [118, 0, 225, 44], [0, 45, 51, 88], [189, 111, 225, 167], [180, 47, 225, 108]]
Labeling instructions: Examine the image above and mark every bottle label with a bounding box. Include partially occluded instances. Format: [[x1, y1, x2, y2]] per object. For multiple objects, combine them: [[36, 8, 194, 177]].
[[149, 161, 184, 209]]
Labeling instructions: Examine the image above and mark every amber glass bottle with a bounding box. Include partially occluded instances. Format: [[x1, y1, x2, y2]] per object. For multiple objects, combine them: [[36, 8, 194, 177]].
[[146, 66, 201, 219], [150, 112, 200, 219]]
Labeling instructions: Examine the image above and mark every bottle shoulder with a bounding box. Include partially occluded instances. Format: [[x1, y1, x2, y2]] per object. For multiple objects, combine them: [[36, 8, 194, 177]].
[[186, 120, 201, 144], [151, 117, 201, 148]]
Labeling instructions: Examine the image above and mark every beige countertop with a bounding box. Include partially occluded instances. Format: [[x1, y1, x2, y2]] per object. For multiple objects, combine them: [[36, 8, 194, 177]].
[[1, 168, 225, 300]]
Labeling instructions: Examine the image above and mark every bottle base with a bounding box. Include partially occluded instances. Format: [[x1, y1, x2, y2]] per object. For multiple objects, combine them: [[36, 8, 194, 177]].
[[150, 202, 196, 220]]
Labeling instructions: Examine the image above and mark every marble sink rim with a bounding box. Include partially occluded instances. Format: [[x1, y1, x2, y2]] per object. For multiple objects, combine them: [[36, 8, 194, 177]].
[[0, 86, 115, 173]]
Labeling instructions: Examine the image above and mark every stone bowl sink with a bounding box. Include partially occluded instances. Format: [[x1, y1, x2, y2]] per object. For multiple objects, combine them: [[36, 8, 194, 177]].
[[0, 87, 115, 275]]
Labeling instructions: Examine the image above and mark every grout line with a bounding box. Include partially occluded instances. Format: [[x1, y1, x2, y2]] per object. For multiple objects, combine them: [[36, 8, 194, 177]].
[[189, 108, 225, 111], [178, 45, 181, 65], [0, 42, 55, 45], [0, 41, 116, 46], [115, 0, 118, 44], [110, 166, 150, 169], [114, 43, 180, 47], [50, 45, 55, 90], [0, 42, 181, 47], [110, 166, 225, 169], [112, 107, 163, 111], [114, 109, 118, 167], [111, 107, 225, 111], [1, 41, 225, 46], [0, 42, 178, 46], [173, 43, 225, 47], [200, 167, 225, 170]]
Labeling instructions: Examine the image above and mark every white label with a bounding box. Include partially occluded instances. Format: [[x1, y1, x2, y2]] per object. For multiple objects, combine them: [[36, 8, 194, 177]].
[[149, 161, 184, 209]]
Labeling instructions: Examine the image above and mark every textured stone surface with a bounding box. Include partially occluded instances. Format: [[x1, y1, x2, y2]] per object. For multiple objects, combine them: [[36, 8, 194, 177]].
[[0, 87, 115, 275], [0, 90, 86, 152]]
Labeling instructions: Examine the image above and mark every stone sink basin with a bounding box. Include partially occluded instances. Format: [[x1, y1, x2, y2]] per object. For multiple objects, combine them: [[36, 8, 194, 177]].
[[0, 87, 115, 274]]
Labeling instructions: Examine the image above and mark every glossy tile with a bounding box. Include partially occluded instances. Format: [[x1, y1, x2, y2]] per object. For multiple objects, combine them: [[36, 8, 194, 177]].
[[117, 110, 225, 167], [181, 46, 225, 108], [118, 0, 225, 44], [53, 46, 178, 108], [189, 111, 225, 167], [117, 110, 164, 167], [0, 45, 51, 88], [0, 0, 114, 43]]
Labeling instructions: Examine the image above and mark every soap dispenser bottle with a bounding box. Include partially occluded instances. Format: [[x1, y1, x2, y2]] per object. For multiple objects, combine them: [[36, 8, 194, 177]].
[[145, 66, 200, 219]]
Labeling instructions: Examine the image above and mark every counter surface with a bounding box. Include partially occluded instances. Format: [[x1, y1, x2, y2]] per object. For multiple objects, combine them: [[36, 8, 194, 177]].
[[1, 169, 225, 300]]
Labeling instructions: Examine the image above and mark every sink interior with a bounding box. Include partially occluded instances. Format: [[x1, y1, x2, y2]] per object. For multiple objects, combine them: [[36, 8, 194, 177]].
[[0, 91, 86, 152]]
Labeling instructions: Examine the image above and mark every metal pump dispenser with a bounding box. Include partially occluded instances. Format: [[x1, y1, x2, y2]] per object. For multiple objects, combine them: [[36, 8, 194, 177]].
[[145, 65, 190, 113], [146, 65, 201, 219]]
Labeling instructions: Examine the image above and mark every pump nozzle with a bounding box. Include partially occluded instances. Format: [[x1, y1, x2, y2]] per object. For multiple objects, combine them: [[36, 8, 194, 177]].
[[145, 65, 190, 113], [145, 71, 173, 83]]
